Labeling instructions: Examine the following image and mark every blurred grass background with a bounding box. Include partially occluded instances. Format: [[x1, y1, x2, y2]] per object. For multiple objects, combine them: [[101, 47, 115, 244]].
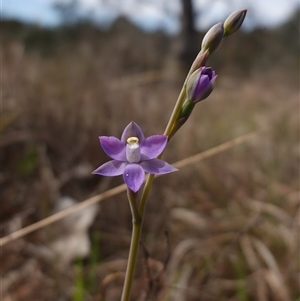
[[1, 4, 299, 301]]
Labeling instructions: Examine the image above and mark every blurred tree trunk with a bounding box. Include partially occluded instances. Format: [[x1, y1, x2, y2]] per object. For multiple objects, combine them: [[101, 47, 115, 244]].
[[179, 0, 199, 70]]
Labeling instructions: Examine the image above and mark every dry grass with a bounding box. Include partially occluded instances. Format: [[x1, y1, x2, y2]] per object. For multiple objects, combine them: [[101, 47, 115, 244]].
[[1, 21, 299, 301]]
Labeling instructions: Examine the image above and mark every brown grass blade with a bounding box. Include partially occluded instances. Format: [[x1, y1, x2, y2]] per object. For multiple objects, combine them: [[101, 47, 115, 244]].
[[245, 199, 293, 226], [0, 128, 266, 246], [240, 235, 261, 271], [0, 184, 127, 246], [252, 238, 291, 300]]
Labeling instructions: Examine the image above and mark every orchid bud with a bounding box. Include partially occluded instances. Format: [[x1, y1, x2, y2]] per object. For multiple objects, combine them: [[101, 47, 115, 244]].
[[201, 22, 224, 54], [186, 67, 217, 103], [224, 9, 247, 37], [170, 67, 217, 138], [190, 49, 209, 73]]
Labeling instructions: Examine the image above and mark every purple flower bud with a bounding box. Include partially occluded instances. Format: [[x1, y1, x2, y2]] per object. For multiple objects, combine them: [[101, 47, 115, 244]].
[[201, 22, 224, 54], [186, 67, 217, 103], [224, 9, 247, 37]]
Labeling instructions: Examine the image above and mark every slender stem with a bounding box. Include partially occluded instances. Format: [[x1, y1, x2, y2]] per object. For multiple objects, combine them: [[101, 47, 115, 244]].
[[127, 189, 141, 223], [121, 189, 142, 301], [139, 87, 186, 214], [121, 50, 210, 301], [164, 55, 201, 137], [164, 84, 187, 137], [139, 57, 199, 215], [138, 174, 155, 216]]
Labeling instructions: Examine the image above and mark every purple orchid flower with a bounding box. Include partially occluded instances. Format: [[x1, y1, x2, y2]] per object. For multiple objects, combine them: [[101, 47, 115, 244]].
[[93, 122, 177, 192]]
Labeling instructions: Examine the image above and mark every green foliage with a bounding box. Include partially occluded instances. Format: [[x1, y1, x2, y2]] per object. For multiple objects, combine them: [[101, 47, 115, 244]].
[[232, 257, 249, 301], [73, 260, 85, 301], [87, 232, 101, 292], [18, 146, 38, 176]]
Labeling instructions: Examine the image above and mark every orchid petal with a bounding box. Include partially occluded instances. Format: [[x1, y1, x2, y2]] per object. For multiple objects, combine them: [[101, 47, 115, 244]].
[[92, 160, 127, 176], [121, 122, 145, 143], [123, 163, 145, 192], [141, 159, 178, 174], [194, 74, 210, 97], [140, 135, 168, 160], [99, 136, 126, 161]]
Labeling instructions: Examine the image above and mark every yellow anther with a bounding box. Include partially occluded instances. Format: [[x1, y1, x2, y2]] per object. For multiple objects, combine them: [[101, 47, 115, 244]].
[[127, 137, 139, 145]]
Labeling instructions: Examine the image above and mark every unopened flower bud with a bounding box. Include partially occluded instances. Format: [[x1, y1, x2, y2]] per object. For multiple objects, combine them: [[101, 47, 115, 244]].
[[190, 49, 209, 73], [170, 67, 217, 138], [201, 22, 224, 54], [224, 9, 247, 37], [186, 67, 217, 103]]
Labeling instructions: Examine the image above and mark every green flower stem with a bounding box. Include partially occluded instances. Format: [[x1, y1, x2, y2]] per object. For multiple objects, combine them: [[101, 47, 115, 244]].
[[139, 55, 203, 214], [139, 174, 155, 216], [168, 99, 196, 140], [164, 55, 205, 137], [127, 189, 141, 224], [121, 189, 142, 301], [121, 51, 210, 301]]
